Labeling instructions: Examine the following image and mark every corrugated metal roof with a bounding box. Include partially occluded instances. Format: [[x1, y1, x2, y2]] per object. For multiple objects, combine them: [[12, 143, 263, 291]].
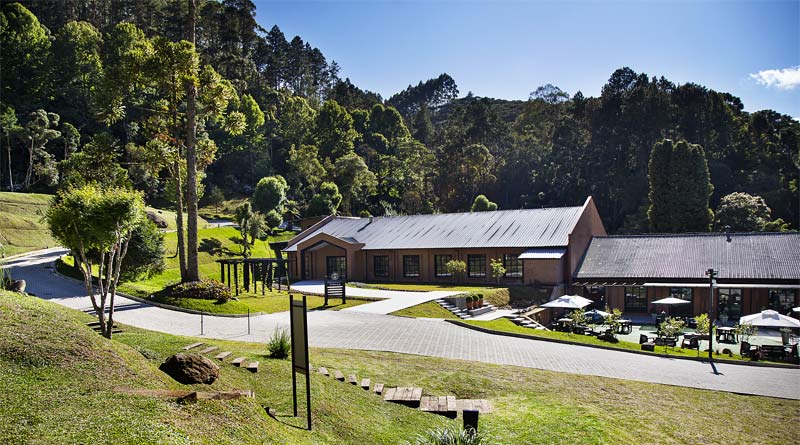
[[519, 248, 566, 259], [285, 206, 586, 251], [574, 233, 800, 280]]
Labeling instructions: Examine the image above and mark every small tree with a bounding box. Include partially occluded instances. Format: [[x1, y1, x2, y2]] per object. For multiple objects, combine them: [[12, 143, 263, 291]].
[[604, 307, 623, 340], [264, 209, 283, 233], [46, 186, 144, 338], [735, 322, 758, 343], [489, 258, 506, 285], [694, 313, 710, 336], [659, 317, 686, 353], [252, 175, 289, 214], [445, 259, 466, 281], [205, 185, 225, 213], [471, 194, 497, 212], [248, 212, 266, 246], [570, 308, 587, 327], [234, 202, 254, 257]]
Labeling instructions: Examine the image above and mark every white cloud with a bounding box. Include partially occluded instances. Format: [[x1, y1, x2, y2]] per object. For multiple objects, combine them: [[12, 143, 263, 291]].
[[749, 66, 800, 90]]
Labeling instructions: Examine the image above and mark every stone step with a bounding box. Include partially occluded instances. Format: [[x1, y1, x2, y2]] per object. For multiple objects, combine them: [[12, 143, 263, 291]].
[[199, 346, 218, 354], [215, 351, 232, 360], [373, 383, 384, 395], [318, 367, 330, 377], [348, 374, 358, 385], [231, 357, 246, 367], [183, 342, 203, 351], [334, 370, 345, 381], [360, 378, 371, 390], [246, 361, 259, 373]]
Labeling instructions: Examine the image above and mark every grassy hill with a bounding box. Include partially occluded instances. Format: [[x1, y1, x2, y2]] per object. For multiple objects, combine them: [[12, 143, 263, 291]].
[[0, 192, 209, 257], [2, 291, 799, 444], [0, 192, 56, 257]]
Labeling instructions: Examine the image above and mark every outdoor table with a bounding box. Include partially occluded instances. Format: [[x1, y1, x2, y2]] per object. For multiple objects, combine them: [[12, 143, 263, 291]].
[[717, 327, 737, 343], [618, 319, 633, 335], [555, 318, 573, 332]]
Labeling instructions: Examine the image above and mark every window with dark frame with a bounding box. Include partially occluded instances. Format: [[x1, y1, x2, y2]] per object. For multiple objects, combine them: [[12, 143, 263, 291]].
[[467, 254, 486, 278], [373, 255, 389, 278], [624, 286, 648, 312], [434, 254, 452, 277], [768, 289, 795, 314], [326, 256, 346, 279], [718, 288, 743, 318], [503, 254, 522, 278], [669, 287, 693, 302], [403, 255, 420, 278]]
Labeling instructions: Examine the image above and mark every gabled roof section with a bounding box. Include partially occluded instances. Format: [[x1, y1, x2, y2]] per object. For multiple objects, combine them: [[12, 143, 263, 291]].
[[574, 232, 800, 280], [285, 201, 591, 252]]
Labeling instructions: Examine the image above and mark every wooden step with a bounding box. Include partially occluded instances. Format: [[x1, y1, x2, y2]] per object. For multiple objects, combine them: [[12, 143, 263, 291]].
[[199, 346, 218, 354], [420, 395, 457, 418], [183, 342, 204, 351], [231, 357, 247, 367], [373, 383, 384, 395], [383, 387, 423, 407], [318, 367, 329, 377], [215, 351, 232, 360], [348, 374, 358, 385], [456, 399, 492, 414], [360, 378, 371, 390], [333, 370, 344, 381], [246, 361, 259, 373]]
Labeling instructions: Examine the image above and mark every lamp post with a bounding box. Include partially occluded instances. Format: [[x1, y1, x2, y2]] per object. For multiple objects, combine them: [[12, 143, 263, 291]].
[[706, 268, 717, 362]]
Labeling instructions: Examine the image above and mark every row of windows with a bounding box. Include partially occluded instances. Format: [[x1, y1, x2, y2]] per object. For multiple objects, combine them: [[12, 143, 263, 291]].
[[621, 286, 796, 316], [369, 254, 525, 279]]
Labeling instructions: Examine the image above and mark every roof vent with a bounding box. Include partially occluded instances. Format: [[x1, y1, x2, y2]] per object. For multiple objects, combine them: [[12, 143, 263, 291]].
[[724, 226, 731, 242]]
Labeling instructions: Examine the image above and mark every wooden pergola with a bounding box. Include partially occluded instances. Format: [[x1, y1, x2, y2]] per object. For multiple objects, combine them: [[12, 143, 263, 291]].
[[217, 258, 292, 296]]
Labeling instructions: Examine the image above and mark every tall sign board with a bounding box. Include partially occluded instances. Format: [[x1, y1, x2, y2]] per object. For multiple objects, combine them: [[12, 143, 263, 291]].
[[289, 294, 311, 430]]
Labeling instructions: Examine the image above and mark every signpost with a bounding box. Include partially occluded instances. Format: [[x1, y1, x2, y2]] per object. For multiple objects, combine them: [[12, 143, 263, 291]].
[[705, 268, 717, 362], [289, 294, 312, 430]]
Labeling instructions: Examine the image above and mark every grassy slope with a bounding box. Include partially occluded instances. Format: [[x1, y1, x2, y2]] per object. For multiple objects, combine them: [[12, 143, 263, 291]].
[[0, 192, 56, 256], [391, 301, 459, 319], [3, 292, 798, 444], [0, 291, 447, 444]]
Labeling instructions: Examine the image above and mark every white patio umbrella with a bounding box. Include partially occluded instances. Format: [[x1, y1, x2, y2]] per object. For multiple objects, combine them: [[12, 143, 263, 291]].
[[541, 295, 593, 309], [739, 310, 800, 329], [585, 309, 610, 317], [651, 297, 691, 305]]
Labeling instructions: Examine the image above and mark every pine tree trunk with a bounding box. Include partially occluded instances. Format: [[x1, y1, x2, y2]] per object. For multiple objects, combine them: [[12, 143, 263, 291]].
[[184, 0, 200, 282], [174, 162, 188, 281], [6, 133, 13, 191]]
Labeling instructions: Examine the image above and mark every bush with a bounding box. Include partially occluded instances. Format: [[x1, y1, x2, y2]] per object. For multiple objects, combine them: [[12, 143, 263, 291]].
[[267, 327, 291, 359], [120, 219, 166, 281], [407, 425, 488, 445], [167, 279, 232, 303]]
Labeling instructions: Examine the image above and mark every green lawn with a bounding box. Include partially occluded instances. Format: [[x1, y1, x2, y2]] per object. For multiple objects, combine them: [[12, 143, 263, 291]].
[[463, 318, 750, 361], [391, 300, 459, 319], [0, 192, 57, 256], [149, 293, 369, 314], [199, 197, 250, 220], [2, 291, 797, 444], [144, 206, 209, 231], [350, 283, 552, 309]]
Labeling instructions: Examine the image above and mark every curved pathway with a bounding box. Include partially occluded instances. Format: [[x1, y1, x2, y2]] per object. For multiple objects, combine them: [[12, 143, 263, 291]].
[[7, 248, 799, 400]]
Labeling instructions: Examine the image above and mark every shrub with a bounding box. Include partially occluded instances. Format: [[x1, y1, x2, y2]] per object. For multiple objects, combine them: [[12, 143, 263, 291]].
[[407, 425, 488, 445], [120, 219, 166, 281], [168, 279, 232, 303], [267, 327, 291, 359]]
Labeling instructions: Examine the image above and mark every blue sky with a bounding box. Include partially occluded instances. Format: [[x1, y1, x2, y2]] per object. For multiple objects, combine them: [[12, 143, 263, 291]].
[[253, 1, 800, 117]]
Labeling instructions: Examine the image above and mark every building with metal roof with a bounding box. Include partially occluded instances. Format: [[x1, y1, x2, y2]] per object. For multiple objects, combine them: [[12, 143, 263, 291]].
[[284, 197, 606, 286], [572, 232, 800, 320]]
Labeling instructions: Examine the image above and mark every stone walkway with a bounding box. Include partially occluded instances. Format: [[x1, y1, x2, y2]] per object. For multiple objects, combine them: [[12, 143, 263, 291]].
[[290, 280, 462, 314], [6, 248, 800, 400]]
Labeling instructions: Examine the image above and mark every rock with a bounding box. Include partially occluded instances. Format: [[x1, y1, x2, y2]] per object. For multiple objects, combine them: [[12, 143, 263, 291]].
[[159, 353, 220, 384], [146, 211, 168, 229], [8, 280, 26, 293]]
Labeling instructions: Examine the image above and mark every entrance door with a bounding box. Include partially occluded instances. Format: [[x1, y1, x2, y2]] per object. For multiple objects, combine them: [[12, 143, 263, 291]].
[[326, 256, 346, 280]]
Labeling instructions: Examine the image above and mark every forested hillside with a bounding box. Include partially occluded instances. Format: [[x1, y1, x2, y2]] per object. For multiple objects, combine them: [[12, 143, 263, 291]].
[[1, 0, 797, 234]]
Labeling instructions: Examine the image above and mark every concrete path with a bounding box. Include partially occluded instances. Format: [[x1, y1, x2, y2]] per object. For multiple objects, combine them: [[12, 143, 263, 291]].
[[6, 249, 800, 400], [290, 280, 462, 314]]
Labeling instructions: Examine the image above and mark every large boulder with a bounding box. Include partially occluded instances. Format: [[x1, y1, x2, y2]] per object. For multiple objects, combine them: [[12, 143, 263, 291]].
[[159, 353, 220, 384], [146, 211, 168, 229]]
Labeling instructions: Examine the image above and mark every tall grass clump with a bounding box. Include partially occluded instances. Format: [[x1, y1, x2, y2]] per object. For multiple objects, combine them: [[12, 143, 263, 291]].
[[407, 425, 489, 445], [266, 327, 291, 359]]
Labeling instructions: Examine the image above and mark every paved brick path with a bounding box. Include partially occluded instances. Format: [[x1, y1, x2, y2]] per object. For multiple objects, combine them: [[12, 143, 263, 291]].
[[289, 280, 461, 314], [7, 248, 800, 399]]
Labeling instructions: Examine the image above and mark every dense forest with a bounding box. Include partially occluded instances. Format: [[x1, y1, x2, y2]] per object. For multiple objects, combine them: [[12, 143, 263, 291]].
[[1, 0, 798, 235]]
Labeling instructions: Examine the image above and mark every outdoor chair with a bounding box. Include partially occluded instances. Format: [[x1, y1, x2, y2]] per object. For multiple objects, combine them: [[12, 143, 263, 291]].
[[639, 334, 649, 345], [740, 341, 758, 358], [681, 336, 699, 350]]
